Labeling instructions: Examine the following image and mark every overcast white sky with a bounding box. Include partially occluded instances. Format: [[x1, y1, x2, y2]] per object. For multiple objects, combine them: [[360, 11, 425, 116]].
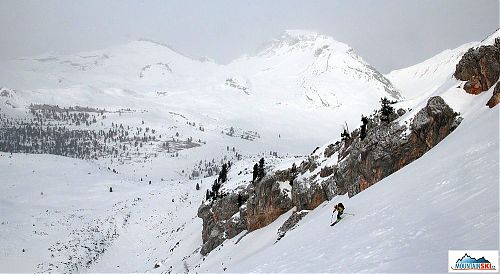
[[0, 0, 498, 72]]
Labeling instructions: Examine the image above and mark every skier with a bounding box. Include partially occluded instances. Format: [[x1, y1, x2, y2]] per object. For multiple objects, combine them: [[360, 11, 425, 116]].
[[331, 203, 345, 226]]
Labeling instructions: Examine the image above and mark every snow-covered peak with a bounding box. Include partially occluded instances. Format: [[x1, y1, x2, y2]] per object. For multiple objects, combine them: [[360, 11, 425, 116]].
[[257, 29, 350, 57], [283, 29, 320, 37], [278, 29, 324, 45], [228, 29, 401, 102], [134, 38, 201, 62]]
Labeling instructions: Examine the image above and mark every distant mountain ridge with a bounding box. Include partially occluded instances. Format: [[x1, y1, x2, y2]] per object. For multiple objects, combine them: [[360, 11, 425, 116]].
[[0, 30, 401, 157]]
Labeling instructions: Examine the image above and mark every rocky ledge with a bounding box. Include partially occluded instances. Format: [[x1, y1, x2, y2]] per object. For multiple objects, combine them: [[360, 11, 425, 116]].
[[197, 95, 461, 255], [454, 37, 500, 107]]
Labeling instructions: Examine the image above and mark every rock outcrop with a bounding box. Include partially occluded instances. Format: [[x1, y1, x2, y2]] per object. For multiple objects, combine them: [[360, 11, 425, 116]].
[[454, 38, 500, 94], [197, 173, 295, 255], [246, 175, 294, 231], [276, 210, 309, 242], [196, 35, 495, 256], [197, 188, 249, 255], [198, 96, 461, 255], [292, 178, 328, 211], [486, 82, 500, 108], [326, 96, 460, 197]]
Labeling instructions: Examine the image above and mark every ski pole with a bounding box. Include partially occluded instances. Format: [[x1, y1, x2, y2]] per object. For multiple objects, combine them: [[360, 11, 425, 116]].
[[343, 213, 355, 216]]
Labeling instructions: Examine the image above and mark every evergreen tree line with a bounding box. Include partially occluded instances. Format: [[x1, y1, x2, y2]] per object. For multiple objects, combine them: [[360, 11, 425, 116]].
[[29, 104, 105, 127], [206, 161, 232, 201], [0, 112, 165, 160], [343, 97, 398, 143], [252, 157, 266, 183]]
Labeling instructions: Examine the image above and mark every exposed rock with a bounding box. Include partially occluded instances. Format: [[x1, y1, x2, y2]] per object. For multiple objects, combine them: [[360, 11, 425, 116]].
[[0, 88, 13, 98], [487, 82, 500, 108], [298, 156, 319, 174], [336, 121, 408, 197], [287, 96, 459, 200], [292, 178, 328, 211], [410, 96, 459, 149], [246, 175, 294, 231], [397, 108, 407, 117], [463, 76, 483, 95], [198, 167, 297, 255], [338, 96, 459, 197], [454, 38, 500, 94], [276, 210, 309, 242], [197, 96, 461, 255], [323, 142, 341, 158], [273, 168, 296, 183], [319, 165, 335, 178], [198, 188, 249, 255], [320, 177, 340, 200]]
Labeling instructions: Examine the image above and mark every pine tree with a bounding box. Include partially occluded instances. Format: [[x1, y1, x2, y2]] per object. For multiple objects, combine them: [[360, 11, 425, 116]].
[[196, 182, 200, 191], [252, 163, 259, 182], [212, 179, 221, 199], [290, 162, 298, 184], [340, 126, 350, 142], [218, 163, 228, 183], [380, 97, 396, 123], [360, 115, 369, 140], [258, 158, 265, 179]]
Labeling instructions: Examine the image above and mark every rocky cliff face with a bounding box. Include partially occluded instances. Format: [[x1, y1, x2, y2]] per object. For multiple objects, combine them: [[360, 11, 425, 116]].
[[197, 188, 249, 255], [276, 210, 309, 242], [289, 96, 459, 202], [454, 37, 500, 106], [454, 37, 499, 94], [340, 96, 459, 196], [197, 96, 461, 255], [197, 171, 295, 255], [196, 35, 497, 257], [246, 175, 294, 231], [487, 82, 500, 108]]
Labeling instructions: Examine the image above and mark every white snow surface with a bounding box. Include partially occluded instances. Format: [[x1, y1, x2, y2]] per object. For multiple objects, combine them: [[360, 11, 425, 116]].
[[0, 30, 498, 272], [197, 99, 499, 273]]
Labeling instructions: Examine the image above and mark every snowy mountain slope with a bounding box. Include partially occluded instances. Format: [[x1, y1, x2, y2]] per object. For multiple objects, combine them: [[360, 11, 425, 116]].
[[386, 29, 499, 101], [183, 90, 499, 273], [2, 90, 495, 273], [383, 30, 499, 135], [151, 32, 500, 272], [0, 153, 143, 272], [0, 152, 207, 273], [0, 30, 400, 162], [1, 30, 498, 273], [228, 30, 401, 106], [0, 39, 218, 91], [385, 42, 475, 100]]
